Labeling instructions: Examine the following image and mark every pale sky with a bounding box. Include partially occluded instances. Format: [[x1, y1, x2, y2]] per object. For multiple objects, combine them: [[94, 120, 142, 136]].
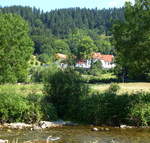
[[0, 0, 135, 11]]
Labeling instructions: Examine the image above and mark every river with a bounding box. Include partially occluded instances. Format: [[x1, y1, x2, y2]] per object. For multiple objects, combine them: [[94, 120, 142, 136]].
[[0, 126, 150, 143]]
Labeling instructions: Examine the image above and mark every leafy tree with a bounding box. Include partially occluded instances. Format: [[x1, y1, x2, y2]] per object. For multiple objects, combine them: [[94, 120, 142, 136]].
[[76, 36, 97, 60], [0, 14, 33, 83], [89, 60, 103, 76], [37, 53, 50, 64], [53, 39, 70, 54], [67, 29, 87, 58], [112, 0, 150, 80], [95, 35, 114, 54], [32, 35, 53, 55]]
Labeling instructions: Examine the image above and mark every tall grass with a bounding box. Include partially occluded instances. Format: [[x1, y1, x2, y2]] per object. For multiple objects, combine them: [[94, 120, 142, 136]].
[[0, 84, 43, 96]]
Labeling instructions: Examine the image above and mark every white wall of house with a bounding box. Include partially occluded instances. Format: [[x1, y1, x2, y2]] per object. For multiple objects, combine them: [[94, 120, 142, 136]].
[[76, 59, 115, 69], [75, 60, 91, 68], [100, 60, 115, 69]]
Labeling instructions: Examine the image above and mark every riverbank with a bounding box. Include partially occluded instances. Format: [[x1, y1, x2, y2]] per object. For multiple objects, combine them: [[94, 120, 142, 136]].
[[0, 83, 150, 127], [0, 121, 78, 130], [0, 121, 150, 131]]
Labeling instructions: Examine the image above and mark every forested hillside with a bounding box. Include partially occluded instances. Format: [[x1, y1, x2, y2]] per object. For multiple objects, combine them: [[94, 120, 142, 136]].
[[0, 6, 124, 63], [1, 6, 124, 37]]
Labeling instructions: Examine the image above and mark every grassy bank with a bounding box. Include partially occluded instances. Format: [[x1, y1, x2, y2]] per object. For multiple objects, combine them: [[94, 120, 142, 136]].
[[0, 83, 43, 96], [77, 91, 150, 126], [90, 82, 150, 94], [0, 81, 150, 126], [1, 82, 150, 96], [0, 83, 57, 123]]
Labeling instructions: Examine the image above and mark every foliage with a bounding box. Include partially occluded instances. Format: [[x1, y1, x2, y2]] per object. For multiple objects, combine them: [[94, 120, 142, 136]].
[[0, 83, 150, 126], [27, 93, 58, 121], [76, 36, 97, 60], [53, 39, 70, 55], [0, 13, 33, 83], [37, 54, 50, 64], [112, 0, 150, 80], [89, 60, 103, 76], [129, 91, 150, 126], [0, 91, 58, 123], [31, 35, 53, 55], [130, 103, 150, 126], [30, 66, 47, 82], [30, 64, 58, 82], [95, 35, 114, 54], [0, 93, 42, 123], [0, 6, 122, 59], [77, 92, 130, 125], [41, 96, 58, 120], [82, 73, 118, 83], [77, 91, 150, 126], [44, 68, 89, 119], [106, 83, 120, 94]]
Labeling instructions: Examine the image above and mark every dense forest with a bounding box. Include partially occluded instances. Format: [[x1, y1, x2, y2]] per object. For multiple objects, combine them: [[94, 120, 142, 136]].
[[0, 6, 124, 63], [0, 6, 124, 37]]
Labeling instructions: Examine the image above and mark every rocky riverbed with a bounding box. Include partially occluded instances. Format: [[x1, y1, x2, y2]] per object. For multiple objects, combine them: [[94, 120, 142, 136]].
[[0, 120, 78, 130], [0, 126, 150, 143]]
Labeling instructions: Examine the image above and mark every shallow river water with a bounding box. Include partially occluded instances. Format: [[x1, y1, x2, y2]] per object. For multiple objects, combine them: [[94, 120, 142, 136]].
[[0, 126, 150, 143]]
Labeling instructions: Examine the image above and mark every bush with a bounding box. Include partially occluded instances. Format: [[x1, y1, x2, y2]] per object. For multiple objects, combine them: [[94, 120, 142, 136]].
[[41, 96, 58, 121], [106, 83, 120, 94], [82, 74, 118, 84], [0, 93, 29, 123], [128, 92, 150, 126], [0, 92, 58, 123], [26, 93, 58, 122], [77, 93, 130, 125], [76, 91, 150, 126], [30, 64, 58, 82], [44, 68, 89, 119], [89, 60, 103, 76], [26, 94, 44, 123], [129, 103, 150, 126]]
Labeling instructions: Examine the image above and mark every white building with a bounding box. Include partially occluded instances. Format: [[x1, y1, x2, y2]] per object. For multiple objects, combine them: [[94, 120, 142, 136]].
[[76, 53, 115, 69]]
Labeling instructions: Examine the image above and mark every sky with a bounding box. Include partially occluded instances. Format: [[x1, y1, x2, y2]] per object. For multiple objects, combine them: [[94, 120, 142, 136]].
[[0, 0, 135, 12]]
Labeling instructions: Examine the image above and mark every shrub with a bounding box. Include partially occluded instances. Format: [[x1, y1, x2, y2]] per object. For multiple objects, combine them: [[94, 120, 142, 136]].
[[26, 93, 58, 122], [129, 103, 150, 126], [0, 92, 58, 123], [77, 93, 130, 125], [44, 68, 89, 119], [30, 66, 46, 82], [26, 94, 44, 123], [41, 95, 58, 121], [82, 74, 118, 84], [30, 64, 58, 82], [89, 60, 103, 76], [0, 93, 29, 123], [128, 92, 150, 126], [107, 83, 120, 94]]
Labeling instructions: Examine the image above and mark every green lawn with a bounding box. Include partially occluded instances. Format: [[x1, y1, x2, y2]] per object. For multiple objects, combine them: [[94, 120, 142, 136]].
[[0, 82, 150, 97], [90, 82, 150, 94]]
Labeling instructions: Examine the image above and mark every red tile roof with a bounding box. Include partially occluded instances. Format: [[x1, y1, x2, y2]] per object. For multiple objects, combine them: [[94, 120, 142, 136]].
[[92, 53, 114, 62]]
